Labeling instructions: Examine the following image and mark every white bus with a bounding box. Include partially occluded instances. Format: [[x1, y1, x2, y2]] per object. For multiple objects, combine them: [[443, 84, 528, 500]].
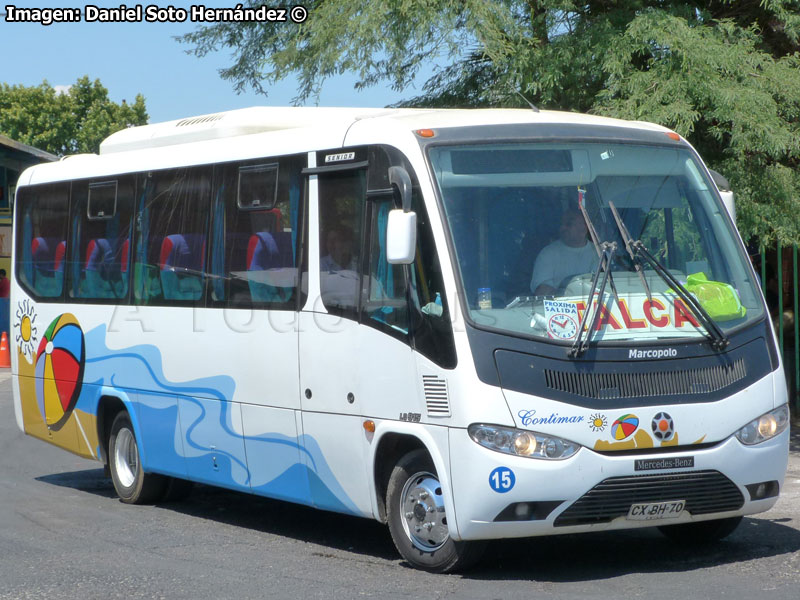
[[10, 107, 789, 572]]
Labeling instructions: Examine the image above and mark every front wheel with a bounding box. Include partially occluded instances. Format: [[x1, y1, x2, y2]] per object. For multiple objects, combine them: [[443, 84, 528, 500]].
[[658, 516, 743, 544], [108, 412, 167, 504], [386, 450, 484, 572]]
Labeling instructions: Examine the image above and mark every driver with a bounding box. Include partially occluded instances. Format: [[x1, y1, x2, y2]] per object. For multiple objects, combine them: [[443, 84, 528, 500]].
[[530, 207, 598, 296]]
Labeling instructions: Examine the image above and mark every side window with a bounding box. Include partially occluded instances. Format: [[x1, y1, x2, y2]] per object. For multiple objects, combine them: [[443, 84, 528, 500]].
[[211, 154, 304, 308], [134, 168, 211, 305], [362, 195, 409, 337], [69, 178, 134, 301], [364, 143, 456, 367], [16, 183, 70, 299], [318, 169, 366, 317], [409, 190, 457, 368]]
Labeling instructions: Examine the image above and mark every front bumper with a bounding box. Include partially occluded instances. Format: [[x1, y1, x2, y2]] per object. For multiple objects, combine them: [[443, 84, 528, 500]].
[[447, 426, 789, 541]]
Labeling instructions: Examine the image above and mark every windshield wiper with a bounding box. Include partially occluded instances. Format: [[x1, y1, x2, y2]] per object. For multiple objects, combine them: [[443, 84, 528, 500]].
[[607, 201, 729, 351], [608, 201, 652, 301], [569, 240, 617, 358], [578, 188, 620, 303]]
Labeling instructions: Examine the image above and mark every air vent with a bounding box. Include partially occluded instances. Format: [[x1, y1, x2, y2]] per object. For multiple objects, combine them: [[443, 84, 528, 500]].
[[176, 114, 224, 127], [423, 375, 451, 417], [544, 358, 746, 400]]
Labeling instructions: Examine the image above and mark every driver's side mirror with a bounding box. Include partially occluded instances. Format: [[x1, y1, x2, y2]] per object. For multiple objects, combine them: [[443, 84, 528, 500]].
[[709, 169, 736, 222], [387, 166, 417, 264]]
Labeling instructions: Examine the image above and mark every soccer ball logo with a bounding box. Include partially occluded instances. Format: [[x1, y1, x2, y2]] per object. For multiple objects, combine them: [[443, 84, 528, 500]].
[[651, 412, 675, 441]]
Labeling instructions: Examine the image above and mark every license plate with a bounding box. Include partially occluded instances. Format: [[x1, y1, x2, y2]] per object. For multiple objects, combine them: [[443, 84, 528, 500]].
[[627, 500, 686, 521]]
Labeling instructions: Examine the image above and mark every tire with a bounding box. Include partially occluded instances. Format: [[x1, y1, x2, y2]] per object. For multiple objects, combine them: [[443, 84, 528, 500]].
[[386, 450, 484, 572], [108, 412, 167, 504], [658, 516, 743, 544]]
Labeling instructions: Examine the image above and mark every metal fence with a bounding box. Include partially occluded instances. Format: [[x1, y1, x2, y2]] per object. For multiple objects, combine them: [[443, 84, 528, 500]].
[[758, 244, 800, 415]]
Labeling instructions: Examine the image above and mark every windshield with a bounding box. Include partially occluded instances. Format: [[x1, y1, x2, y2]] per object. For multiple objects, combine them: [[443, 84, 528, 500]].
[[429, 141, 764, 344]]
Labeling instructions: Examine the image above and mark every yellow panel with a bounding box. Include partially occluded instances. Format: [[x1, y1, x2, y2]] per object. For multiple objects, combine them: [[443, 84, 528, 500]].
[[593, 429, 654, 451], [72, 409, 100, 460], [18, 340, 96, 459], [19, 371, 45, 435], [19, 370, 80, 454]]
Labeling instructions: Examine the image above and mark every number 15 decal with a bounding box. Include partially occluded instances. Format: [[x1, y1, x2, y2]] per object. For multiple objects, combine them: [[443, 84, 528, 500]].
[[489, 467, 515, 493]]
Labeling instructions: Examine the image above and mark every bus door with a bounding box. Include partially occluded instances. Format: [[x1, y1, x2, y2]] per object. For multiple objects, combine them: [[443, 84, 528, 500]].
[[202, 155, 307, 503], [298, 153, 418, 517]]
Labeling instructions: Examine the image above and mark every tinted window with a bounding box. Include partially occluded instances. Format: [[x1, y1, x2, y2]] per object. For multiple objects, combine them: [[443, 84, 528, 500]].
[[134, 168, 211, 305], [367, 144, 456, 366], [318, 170, 366, 317], [408, 189, 456, 368], [16, 183, 70, 298], [238, 163, 279, 209], [362, 195, 409, 338], [211, 155, 304, 308], [69, 178, 133, 301]]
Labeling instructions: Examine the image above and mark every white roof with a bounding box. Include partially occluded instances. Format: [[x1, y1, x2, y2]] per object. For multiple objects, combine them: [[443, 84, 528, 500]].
[[99, 106, 672, 155], [99, 107, 396, 154], [19, 106, 676, 186]]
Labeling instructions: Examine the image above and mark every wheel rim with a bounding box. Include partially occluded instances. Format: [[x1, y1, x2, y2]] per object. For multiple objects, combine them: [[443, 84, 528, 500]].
[[114, 428, 138, 489], [399, 470, 449, 552]]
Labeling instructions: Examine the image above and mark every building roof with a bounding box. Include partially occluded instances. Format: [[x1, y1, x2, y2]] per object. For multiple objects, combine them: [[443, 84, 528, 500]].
[[0, 133, 58, 163]]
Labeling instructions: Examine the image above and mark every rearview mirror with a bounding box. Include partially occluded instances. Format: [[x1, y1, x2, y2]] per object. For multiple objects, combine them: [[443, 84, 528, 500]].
[[387, 209, 417, 264], [709, 169, 736, 222], [389, 166, 412, 212], [387, 166, 417, 264]]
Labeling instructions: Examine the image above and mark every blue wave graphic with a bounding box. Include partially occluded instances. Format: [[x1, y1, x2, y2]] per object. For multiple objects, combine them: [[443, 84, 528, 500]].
[[75, 323, 359, 515]]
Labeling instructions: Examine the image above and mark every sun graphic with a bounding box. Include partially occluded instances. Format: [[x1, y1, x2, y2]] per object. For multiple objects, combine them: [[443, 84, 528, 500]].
[[589, 413, 608, 433], [14, 299, 39, 362]]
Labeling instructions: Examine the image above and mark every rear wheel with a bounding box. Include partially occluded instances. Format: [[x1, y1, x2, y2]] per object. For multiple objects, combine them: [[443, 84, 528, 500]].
[[658, 516, 743, 544], [386, 450, 484, 572], [108, 412, 167, 504]]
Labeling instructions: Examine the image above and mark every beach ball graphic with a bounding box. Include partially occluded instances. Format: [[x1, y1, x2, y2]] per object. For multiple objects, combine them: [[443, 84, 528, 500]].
[[611, 414, 639, 440], [651, 412, 675, 441], [34, 314, 85, 431]]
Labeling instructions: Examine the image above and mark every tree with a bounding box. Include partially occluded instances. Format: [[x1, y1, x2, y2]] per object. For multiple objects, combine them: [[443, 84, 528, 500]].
[[0, 76, 148, 156], [181, 1, 800, 245]]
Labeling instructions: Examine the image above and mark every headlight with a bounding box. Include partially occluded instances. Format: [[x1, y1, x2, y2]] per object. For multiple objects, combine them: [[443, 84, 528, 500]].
[[468, 423, 580, 460], [735, 405, 790, 445]]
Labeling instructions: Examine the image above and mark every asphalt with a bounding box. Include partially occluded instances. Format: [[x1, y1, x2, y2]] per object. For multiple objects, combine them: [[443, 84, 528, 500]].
[[2, 368, 799, 599]]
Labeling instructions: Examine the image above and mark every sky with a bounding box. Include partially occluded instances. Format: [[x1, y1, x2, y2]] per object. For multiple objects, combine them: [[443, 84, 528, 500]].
[[0, 1, 430, 123]]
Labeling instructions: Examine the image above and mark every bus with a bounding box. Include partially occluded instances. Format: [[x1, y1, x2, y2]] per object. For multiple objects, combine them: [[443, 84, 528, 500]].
[[10, 107, 790, 572]]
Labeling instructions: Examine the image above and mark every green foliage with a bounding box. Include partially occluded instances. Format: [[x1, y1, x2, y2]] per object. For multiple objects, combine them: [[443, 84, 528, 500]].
[[0, 76, 148, 155], [178, 1, 800, 245], [596, 9, 800, 246]]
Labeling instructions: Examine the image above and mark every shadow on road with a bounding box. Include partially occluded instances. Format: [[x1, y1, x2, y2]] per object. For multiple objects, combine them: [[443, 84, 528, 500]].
[[468, 517, 800, 580], [37, 468, 399, 562], [36, 468, 116, 498], [37, 467, 800, 580]]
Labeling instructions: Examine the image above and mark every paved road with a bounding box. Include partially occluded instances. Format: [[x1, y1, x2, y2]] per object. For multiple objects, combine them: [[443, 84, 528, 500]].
[[1, 371, 799, 599]]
